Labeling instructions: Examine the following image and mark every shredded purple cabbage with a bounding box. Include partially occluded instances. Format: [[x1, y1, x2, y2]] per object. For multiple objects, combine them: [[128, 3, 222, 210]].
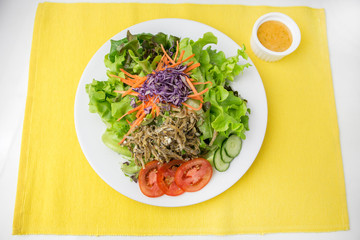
[[129, 97, 137, 108], [144, 106, 152, 114], [133, 65, 191, 106], [168, 43, 176, 57]]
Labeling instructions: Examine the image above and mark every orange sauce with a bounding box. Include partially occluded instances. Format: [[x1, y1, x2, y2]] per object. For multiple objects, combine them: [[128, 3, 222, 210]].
[[257, 20, 292, 52]]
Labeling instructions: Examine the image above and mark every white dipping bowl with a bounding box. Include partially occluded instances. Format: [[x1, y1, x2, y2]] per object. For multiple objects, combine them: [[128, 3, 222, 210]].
[[250, 12, 301, 62]]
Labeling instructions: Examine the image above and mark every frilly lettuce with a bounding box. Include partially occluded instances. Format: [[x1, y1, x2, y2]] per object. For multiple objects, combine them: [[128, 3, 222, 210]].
[[179, 32, 251, 150], [179, 32, 251, 87], [205, 86, 249, 139], [85, 77, 135, 156], [105, 31, 180, 77]]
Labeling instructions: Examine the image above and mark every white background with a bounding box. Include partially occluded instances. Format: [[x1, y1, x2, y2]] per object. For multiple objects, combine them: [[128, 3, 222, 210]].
[[0, 0, 359, 239]]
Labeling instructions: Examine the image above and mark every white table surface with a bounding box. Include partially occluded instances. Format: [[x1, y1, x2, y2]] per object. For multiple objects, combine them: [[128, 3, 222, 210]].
[[1, 0, 359, 239]]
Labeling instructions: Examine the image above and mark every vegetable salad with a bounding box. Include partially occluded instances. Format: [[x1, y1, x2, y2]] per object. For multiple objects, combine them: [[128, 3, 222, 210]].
[[86, 31, 251, 191]]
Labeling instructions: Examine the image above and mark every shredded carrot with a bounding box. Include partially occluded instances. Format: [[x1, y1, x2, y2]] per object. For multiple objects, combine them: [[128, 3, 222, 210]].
[[188, 88, 209, 98], [180, 54, 195, 64], [109, 74, 136, 86], [186, 61, 194, 66], [136, 108, 144, 118], [188, 95, 204, 103], [184, 76, 205, 102], [120, 69, 143, 79], [153, 103, 160, 116], [121, 78, 146, 97], [178, 50, 185, 62], [156, 54, 167, 71], [159, 51, 195, 70], [150, 107, 156, 118], [116, 104, 143, 121], [137, 102, 148, 118], [119, 126, 135, 144], [158, 61, 180, 70], [184, 63, 201, 73], [192, 81, 213, 85], [161, 44, 175, 65], [114, 90, 139, 96], [182, 102, 203, 111], [173, 41, 179, 61], [119, 111, 147, 144], [185, 76, 199, 95]]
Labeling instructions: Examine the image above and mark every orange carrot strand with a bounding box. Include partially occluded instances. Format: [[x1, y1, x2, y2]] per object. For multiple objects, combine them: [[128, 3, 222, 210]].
[[177, 50, 185, 63], [119, 112, 146, 144], [182, 102, 203, 111], [180, 54, 195, 64], [114, 90, 139, 96], [161, 44, 175, 64], [173, 41, 179, 61], [185, 76, 199, 95], [184, 63, 201, 73], [122, 78, 146, 97], [192, 81, 213, 85], [109, 74, 135, 86], [136, 104, 145, 118], [188, 95, 204, 103], [120, 69, 144, 79], [156, 54, 166, 71], [116, 103, 143, 121], [188, 88, 209, 97]]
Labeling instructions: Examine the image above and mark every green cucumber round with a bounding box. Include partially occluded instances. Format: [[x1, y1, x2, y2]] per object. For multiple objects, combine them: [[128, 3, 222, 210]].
[[224, 135, 242, 158], [221, 139, 234, 163], [214, 148, 230, 172]]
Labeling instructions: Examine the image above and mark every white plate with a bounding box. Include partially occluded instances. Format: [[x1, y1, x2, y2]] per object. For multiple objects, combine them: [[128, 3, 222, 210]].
[[74, 18, 267, 207]]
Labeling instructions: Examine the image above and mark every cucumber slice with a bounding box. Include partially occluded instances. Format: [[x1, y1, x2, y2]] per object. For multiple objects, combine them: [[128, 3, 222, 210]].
[[221, 139, 234, 163], [224, 135, 242, 158], [214, 148, 230, 172]]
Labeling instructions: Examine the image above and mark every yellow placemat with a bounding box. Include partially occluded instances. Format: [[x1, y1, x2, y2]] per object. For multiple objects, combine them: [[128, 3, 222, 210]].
[[13, 2, 349, 235]]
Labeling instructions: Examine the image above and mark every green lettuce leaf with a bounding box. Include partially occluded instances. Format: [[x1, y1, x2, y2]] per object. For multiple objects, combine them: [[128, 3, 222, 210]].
[[107, 31, 180, 76], [191, 32, 218, 58], [197, 108, 213, 140], [109, 38, 128, 62], [204, 86, 249, 140], [128, 49, 152, 75], [102, 128, 132, 157], [178, 32, 251, 151], [179, 32, 250, 92], [85, 78, 135, 128]]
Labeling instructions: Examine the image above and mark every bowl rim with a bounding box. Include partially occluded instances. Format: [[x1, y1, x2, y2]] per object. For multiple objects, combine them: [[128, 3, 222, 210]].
[[252, 12, 301, 56]]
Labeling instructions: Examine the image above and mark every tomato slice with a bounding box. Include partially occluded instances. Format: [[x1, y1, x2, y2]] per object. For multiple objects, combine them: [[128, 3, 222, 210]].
[[174, 158, 213, 192], [138, 161, 164, 197], [157, 160, 185, 196]]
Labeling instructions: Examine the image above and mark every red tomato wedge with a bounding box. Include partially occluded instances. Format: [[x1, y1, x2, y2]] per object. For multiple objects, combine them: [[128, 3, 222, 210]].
[[138, 161, 164, 198], [174, 158, 213, 192], [157, 160, 185, 196]]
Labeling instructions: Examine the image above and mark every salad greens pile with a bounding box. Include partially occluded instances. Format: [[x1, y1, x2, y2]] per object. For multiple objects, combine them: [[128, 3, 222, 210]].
[[176, 32, 250, 155], [86, 31, 251, 178]]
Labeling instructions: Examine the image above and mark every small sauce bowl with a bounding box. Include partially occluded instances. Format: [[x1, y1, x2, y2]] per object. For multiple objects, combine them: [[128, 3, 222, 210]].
[[250, 12, 301, 62]]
